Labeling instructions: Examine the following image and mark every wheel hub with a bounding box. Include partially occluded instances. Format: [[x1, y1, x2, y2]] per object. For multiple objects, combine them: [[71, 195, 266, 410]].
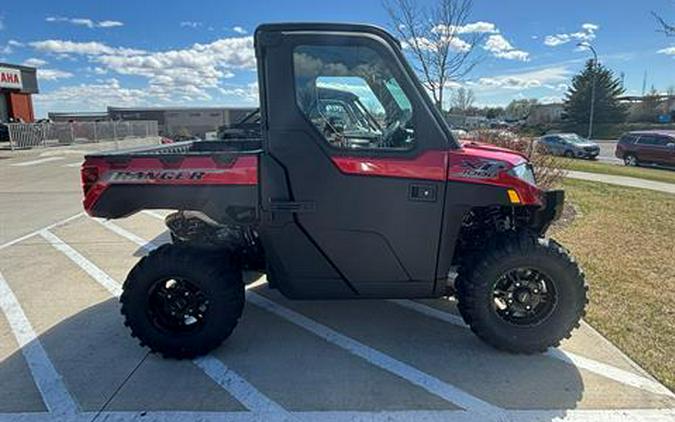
[[148, 278, 209, 332], [492, 268, 557, 326]]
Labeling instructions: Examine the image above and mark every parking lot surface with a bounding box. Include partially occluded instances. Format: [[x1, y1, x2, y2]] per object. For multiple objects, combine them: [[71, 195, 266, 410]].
[[0, 143, 673, 421]]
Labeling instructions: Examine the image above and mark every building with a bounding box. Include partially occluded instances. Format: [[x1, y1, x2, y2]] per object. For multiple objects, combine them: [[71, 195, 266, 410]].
[[0, 63, 39, 123], [107, 106, 256, 138], [526, 103, 564, 125], [48, 112, 110, 122]]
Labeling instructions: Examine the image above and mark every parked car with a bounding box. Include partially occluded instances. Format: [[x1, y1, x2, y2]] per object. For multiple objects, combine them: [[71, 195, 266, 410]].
[[537, 133, 600, 159], [615, 130, 675, 167]]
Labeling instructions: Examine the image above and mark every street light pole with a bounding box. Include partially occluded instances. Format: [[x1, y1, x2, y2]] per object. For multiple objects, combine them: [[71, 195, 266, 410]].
[[578, 42, 598, 140]]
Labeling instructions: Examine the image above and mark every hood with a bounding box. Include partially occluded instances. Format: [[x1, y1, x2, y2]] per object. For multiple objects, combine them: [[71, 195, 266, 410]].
[[458, 141, 528, 167]]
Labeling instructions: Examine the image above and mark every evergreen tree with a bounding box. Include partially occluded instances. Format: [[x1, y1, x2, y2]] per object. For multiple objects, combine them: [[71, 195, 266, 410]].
[[563, 60, 627, 128]]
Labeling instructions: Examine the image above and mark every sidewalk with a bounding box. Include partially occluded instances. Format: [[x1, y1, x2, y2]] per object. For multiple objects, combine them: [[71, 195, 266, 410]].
[[566, 170, 675, 194]]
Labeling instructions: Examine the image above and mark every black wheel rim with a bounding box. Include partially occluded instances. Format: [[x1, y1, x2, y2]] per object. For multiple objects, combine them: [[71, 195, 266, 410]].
[[492, 268, 558, 326], [148, 278, 209, 333]]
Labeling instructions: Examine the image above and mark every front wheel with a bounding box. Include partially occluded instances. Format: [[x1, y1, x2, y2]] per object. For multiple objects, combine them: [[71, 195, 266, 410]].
[[623, 154, 638, 166], [456, 236, 587, 354], [121, 244, 244, 359]]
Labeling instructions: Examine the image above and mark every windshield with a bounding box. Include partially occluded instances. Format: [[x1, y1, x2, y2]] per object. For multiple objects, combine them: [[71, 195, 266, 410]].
[[560, 134, 589, 144]]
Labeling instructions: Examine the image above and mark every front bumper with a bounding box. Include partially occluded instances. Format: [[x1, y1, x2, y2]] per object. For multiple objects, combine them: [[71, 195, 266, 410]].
[[577, 149, 599, 158], [530, 190, 565, 235]]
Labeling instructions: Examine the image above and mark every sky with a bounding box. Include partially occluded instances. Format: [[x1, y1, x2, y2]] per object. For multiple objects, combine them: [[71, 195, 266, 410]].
[[0, 0, 673, 118]]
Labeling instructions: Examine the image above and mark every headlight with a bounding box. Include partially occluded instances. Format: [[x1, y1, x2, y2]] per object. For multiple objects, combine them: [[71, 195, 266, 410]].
[[508, 163, 536, 186]]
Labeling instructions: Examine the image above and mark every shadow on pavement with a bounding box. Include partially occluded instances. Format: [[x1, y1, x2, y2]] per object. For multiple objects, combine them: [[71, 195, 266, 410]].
[[0, 286, 585, 417]]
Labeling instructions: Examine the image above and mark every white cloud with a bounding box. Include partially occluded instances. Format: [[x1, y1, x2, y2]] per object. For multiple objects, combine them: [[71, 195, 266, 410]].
[[544, 23, 599, 47], [45, 16, 124, 29], [403, 36, 471, 53], [8, 39, 23, 47], [180, 21, 202, 28], [22, 58, 48, 67], [218, 82, 259, 103], [470, 66, 571, 91], [657, 46, 675, 56], [233, 26, 247, 34], [38, 69, 74, 80], [98, 20, 124, 28], [30, 40, 145, 56], [433, 21, 499, 35], [483, 34, 530, 61], [35, 78, 152, 111]]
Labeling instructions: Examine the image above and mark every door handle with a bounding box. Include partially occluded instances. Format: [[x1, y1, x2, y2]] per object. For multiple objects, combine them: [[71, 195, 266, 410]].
[[409, 184, 437, 202]]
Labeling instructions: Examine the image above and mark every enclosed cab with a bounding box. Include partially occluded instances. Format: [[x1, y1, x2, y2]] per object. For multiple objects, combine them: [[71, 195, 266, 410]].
[[82, 23, 586, 359]]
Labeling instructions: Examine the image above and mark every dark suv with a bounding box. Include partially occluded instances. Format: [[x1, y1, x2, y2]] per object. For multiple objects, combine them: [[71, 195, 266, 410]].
[[537, 133, 600, 159], [615, 130, 675, 167]]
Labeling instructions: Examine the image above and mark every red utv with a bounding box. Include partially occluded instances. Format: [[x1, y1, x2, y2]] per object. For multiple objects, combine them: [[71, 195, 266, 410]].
[[81, 23, 587, 358]]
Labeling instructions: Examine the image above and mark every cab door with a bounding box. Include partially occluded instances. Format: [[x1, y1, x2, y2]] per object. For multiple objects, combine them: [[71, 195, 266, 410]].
[[255, 24, 455, 298]]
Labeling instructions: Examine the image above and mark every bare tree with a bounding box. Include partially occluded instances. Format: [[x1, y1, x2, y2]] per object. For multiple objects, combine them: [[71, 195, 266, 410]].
[[384, 0, 484, 110], [450, 87, 475, 113], [652, 11, 674, 36]]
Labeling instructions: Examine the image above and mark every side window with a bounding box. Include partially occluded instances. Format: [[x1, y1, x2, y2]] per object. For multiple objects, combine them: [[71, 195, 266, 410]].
[[619, 134, 637, 144], [654, 136, 670, 146], [638, 135, 659, 146], [294, 44, 415, 151]]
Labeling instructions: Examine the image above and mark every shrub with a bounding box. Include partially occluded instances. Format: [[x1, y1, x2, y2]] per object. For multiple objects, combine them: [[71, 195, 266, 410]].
[[470, 129, 567, 190]]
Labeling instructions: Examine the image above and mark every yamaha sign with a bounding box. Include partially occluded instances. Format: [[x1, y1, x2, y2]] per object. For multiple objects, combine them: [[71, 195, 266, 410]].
[[0, 67, 23, 89]]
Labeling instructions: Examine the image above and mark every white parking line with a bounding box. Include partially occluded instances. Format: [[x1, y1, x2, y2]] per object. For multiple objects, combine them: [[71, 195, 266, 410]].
[[40, 230, 122, 297], [93, 219, 158, 253], [96, 217, 497, 416], [246, 290, 500, 417], [11, 157, 66, 167], [193, 356, 288, 415], [391, 299, 675, 398], [0, 271, 79, 417], [141, 210, 168, 220], [0, 213, 85, 251], [41, 228, 287, 417], [100, 219, 675, 408], [64, 162, 82, 168], [0, 408, 674, 422]]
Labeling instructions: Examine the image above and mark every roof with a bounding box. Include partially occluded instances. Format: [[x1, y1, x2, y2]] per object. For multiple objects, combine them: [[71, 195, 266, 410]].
[[629, 130, 675, 137], [107, 106, 256, 112], [48, 112, 109, 117], [0, 62, 37, 72]]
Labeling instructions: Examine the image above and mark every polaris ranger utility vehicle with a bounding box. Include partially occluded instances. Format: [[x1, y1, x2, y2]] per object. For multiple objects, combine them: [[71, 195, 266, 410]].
[[81, 23, 587, 358]]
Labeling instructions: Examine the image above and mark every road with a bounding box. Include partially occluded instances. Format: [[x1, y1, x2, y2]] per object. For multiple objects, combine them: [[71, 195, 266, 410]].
[[0, 142, 673, 421], [595, 140, 622, 164]]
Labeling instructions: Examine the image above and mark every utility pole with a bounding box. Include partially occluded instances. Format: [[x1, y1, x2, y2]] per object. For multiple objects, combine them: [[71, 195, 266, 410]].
[[578, 42, 598, 140]]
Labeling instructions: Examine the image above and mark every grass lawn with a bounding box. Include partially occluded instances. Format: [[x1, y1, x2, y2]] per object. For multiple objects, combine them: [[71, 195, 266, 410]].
[[551, 179, 675, 391], [562, 159, 675, 184]]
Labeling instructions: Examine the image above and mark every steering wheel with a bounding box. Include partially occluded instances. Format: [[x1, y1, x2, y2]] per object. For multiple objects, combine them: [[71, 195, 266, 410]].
[[380, 120, 403, 147]]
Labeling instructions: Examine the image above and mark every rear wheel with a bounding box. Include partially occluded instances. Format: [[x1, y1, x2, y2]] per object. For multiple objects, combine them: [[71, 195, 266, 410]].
[[121, 244, 244, 359], [455, 235, 587, 353], [564, 150, 575, 158]]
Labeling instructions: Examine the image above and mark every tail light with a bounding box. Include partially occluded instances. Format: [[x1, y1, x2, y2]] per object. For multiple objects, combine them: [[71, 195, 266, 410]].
[[81, 165, 99, 195]]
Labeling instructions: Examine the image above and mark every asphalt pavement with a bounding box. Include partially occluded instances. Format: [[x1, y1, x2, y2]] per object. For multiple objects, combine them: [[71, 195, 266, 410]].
[[0, 142, 673, 421]]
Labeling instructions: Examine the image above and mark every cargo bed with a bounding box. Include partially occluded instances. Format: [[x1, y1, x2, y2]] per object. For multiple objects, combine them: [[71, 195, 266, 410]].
[[82, 140, 261, 224]]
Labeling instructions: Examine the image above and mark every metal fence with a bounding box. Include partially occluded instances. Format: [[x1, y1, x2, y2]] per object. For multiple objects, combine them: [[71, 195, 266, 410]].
[[7, 121, 159, 150]]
